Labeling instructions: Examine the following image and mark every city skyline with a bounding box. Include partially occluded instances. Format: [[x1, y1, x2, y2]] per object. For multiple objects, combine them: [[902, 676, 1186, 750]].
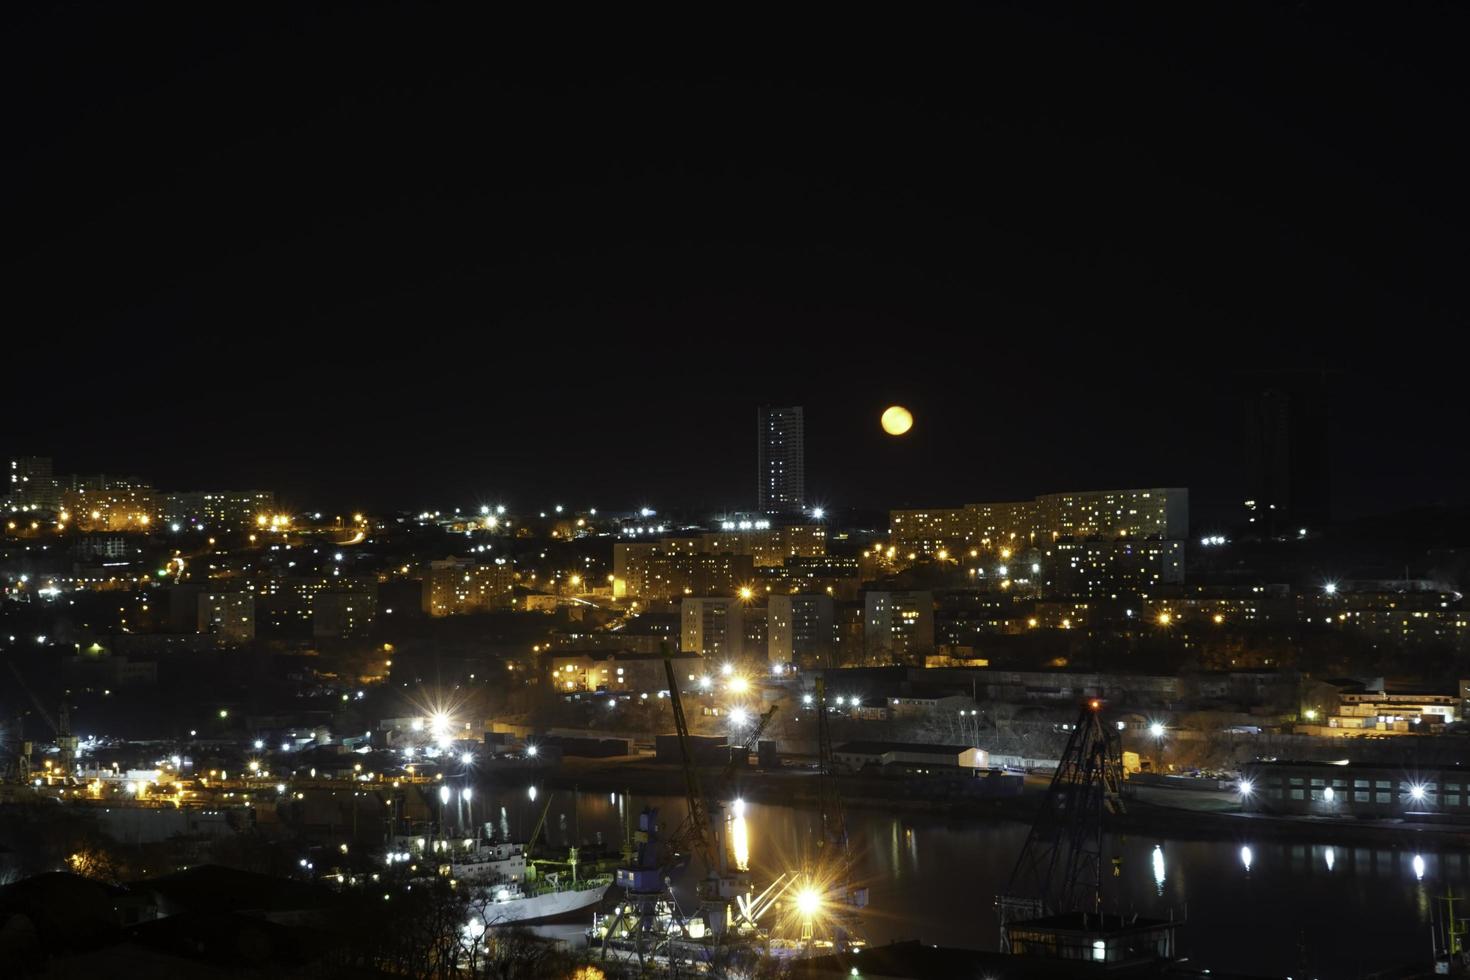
[[9, 6, 1470, 977]]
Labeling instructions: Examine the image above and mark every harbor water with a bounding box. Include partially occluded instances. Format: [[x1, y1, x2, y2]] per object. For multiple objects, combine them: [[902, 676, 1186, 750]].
[[468, 783, 1468, 977]]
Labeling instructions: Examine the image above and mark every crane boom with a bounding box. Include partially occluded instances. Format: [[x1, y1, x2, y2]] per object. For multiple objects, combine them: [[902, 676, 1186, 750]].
[[814, 675, 847, 853], [527, 787, 556, 852], [717, 702, 779, 796], [6, 662, 60, 737], [664, 654, 717, 872], [5, 661, 75, 772]]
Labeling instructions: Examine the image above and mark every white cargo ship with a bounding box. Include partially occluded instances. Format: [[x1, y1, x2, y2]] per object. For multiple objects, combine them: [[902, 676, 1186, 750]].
[[388, 836, 611, 924]]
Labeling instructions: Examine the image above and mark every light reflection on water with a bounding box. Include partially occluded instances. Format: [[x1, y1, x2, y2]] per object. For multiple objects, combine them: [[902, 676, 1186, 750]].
[[469, 785, 1469, 976]]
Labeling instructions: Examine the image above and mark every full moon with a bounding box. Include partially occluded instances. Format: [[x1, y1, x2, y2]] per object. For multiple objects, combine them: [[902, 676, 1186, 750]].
[[881, 405, 914, 436]]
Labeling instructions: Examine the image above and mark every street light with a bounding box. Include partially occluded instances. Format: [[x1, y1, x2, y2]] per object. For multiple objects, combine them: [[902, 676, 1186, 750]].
[[1149, 722, 1165, 739]]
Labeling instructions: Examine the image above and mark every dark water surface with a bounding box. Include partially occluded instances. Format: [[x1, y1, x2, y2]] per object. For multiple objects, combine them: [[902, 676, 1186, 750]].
[[466, 783, 1466, 977]]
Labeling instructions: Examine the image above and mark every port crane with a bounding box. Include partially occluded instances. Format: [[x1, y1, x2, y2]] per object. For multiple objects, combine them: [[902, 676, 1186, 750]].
[[593, 648, 768, 968], [997, 697, 1127, 950], [5, 661, 76, 779]]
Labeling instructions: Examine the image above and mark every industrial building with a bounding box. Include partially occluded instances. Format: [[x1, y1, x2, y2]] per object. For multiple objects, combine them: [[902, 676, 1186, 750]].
[[1241, 760, 1470, 820]]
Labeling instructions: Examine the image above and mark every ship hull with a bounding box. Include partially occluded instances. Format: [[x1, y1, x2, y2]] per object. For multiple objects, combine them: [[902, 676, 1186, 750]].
[[484, 882, 611, 925]]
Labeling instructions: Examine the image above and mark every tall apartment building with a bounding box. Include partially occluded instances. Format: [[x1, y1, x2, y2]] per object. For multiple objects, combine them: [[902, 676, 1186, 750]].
[[681, 597, 749, 660], [1244, 381, 1330, 533], [864, 590, 935, 661], [6, 457, 59, 511], [757, 405, 806, 515], [768, 593, 834, 667]]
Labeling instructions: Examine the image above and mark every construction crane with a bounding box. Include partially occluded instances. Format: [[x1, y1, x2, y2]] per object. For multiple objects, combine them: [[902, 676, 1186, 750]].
[[997, 697, 1126, 950], [663, 653, 719, 876], [5, 662, 75, 777]]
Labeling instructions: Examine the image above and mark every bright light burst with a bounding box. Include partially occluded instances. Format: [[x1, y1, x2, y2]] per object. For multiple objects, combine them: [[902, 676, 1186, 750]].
[[796, 885, 821, 918], [732, 798, 750, 872]]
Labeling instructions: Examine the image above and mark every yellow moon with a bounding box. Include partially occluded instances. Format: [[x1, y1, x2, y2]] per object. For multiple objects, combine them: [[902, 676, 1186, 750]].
[[881, 405, 913, 436]]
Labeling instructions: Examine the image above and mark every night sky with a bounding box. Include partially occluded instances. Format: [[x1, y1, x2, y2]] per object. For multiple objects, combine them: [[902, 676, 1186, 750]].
[[7, 5, 1468, 521]]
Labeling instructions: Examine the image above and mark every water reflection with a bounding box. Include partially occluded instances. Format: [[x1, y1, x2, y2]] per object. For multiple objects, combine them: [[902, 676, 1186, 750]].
[[731, 798, 750, 871], [463, 784, 1469, 977]]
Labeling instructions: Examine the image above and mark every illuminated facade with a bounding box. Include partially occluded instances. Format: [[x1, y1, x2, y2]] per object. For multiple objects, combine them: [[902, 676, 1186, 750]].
[[422, 559, 516, 616], [887, 508, 974, 554], [163, 490, 276, 529], [1033, 488, 1188, 542], [634, 552, 754, 602], [62, 483, 159, 531], [545, 649, 703, 693], [754, 555, 861, 601], [700, 524, 827, 567], [612, 541, 658, 598], [889, 489, 1187, 556]]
